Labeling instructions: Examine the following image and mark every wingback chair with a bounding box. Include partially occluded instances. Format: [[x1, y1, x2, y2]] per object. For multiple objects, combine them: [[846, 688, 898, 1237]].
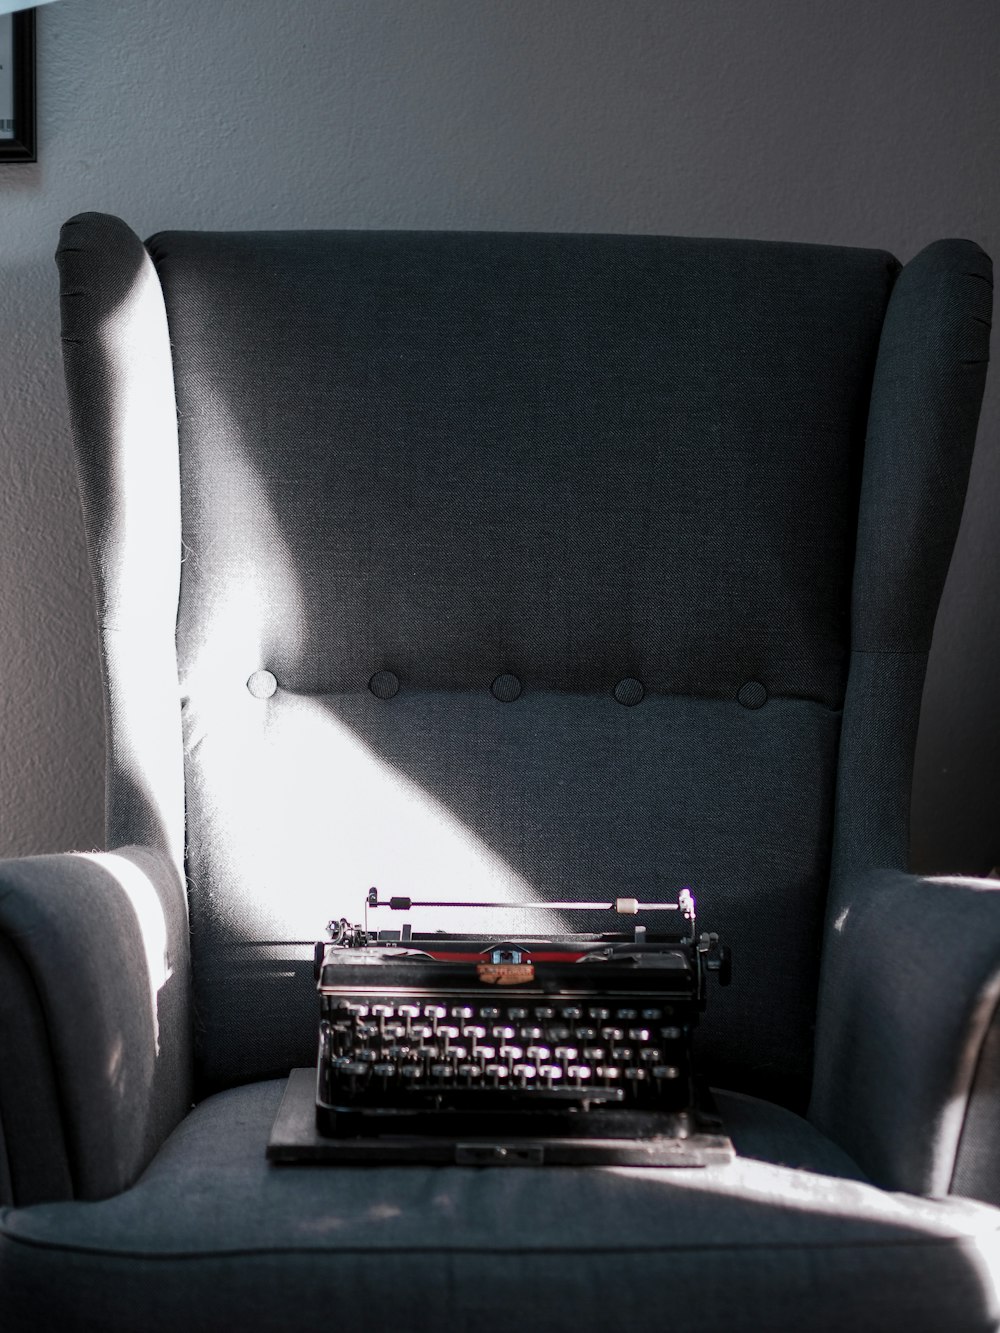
[[0, 213, 998, 1331]]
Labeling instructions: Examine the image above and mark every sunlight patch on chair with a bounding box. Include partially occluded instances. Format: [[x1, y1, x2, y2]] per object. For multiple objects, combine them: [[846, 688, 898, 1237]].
[[97, 256, 182, 624], [934, 963, 1000, 1196], [610, 1156, 1000, 1240], [76, 851, 172, 1055], [966, 1228, 1000, 1324], [174, 396, 537, 941], [191, 690, 537, 940], [93, 251, 187, 871]]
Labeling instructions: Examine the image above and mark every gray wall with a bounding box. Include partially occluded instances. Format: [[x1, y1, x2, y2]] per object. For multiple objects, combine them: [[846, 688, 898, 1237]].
[[0, 0, 997, 872]]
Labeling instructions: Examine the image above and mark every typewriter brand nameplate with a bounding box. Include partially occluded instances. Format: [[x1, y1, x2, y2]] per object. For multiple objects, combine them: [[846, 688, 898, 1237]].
[[476, 962, 535, 984]]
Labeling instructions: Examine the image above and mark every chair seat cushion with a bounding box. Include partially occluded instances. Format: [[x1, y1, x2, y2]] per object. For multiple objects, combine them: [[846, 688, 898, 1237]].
[[2, 1080, 998, 1333]]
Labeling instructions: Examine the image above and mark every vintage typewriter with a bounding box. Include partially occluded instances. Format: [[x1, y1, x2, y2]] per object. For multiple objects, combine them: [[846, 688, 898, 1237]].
[[288, 887, 734, 1166]]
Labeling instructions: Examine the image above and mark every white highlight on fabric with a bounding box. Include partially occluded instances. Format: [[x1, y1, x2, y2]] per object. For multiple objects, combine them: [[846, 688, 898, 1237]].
[[610, 1155, 1000, 1239], [175, 401, 538, 940], [922, 877, 1000, 1199], [197, 691, 538, 939], [95, 242, 186, 876], [76, 851, 173, 1056]]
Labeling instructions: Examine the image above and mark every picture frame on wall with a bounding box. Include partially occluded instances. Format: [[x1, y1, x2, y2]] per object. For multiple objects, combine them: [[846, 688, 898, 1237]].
[[0, 8, 36, 164]]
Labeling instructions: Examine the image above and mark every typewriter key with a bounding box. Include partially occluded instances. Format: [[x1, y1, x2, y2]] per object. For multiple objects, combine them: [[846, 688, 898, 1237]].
[[508, 1007, 528, 1020], [372, 1063, 395, 1077], [661, 1026, 682, 1041], [458, 1063, 482, 1077], [548, 1025, 571, 1042], [628, 1028, 651, 1042], [519, 1025, 544, 1040], [534, 1006, 555, 1019], [554, 1046, 578, 1060], [652, 1065, 680, 1079], [601, 1027, 625, 1042], [588, 1007, 610, 1021], [561, 1006, 582, 1020], [451, 1006, 475, 1019], [526, 1045, 552, 1061], [616, 1008, 638, 1021]]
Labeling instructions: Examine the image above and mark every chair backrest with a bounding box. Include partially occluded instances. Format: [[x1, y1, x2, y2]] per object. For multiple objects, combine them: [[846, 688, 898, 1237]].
[[58, 217, 991, 1107]]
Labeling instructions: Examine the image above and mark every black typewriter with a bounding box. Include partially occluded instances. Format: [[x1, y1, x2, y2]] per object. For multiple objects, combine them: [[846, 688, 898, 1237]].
[[292, 887, 734, 1167]]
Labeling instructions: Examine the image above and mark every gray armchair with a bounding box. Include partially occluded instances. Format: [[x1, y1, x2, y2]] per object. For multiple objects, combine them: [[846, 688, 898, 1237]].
[[1, 213, 998, 1331]]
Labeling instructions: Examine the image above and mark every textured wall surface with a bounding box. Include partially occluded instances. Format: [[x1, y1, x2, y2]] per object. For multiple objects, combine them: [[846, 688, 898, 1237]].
[[0, 0, 997, 870]]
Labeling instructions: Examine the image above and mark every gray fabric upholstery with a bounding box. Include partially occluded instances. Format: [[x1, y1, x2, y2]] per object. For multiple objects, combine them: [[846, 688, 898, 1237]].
[[3, 1081, 999, 1333], [810, 870, 1000, 1199], [3, 215, 989, 1328], [953, 997, 1000, 1207], [0, 848, 192, 1201], [141, 225, 900, 1101], [850, 240, 992, 655], [57, 213, 186, 879], [833, 238, 993, 879], [0, 936, 73, 1206]]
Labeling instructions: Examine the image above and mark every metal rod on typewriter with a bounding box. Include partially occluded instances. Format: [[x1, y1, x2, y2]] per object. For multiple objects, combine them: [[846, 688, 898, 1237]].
[[366, 890, 688, 914]]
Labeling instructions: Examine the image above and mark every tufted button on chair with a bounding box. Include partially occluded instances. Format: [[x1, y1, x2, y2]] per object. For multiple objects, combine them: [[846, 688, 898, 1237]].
[[0, 214, 998, 1331]]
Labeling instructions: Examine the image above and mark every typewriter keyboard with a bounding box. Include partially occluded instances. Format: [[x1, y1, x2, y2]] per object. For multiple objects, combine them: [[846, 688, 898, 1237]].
[[320, 996, 693, 1109]]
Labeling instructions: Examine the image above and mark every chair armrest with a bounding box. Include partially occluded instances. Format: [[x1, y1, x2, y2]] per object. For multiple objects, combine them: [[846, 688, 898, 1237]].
[[809, 868, 1000, 1201], [0, 847, 192, 1203]]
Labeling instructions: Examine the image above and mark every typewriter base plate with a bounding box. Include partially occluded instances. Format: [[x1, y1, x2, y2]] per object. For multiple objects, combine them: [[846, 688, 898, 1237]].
[[268, 1070, 734, 1167]]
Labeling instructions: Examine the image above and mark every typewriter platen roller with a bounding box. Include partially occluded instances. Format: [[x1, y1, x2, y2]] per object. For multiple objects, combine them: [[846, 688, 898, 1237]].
[[307, 888, 733, 1166]]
